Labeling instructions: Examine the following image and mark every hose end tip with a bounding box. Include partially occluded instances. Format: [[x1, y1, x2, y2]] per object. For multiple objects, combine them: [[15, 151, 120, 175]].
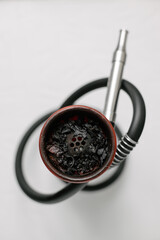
[[117, 29, 129, 51]]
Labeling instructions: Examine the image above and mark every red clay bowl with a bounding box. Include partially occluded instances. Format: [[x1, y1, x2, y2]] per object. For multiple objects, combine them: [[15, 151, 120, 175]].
[[39, 105, 117, 183]]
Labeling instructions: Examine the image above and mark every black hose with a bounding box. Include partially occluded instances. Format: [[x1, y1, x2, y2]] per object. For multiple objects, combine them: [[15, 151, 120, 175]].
[[123, 81, 146, 142], [15, 78, 145, 203]]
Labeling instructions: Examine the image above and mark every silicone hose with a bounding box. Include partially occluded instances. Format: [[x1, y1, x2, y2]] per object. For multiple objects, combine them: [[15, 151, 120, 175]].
[[15, 78, 145, 203]]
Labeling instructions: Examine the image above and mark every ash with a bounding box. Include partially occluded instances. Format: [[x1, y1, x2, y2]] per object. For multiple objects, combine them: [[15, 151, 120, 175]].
[[45, 116, 109, 176]]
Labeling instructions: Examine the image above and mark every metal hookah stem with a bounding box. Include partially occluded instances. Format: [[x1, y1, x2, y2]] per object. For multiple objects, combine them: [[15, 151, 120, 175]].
[[103, 29, 128, 123]]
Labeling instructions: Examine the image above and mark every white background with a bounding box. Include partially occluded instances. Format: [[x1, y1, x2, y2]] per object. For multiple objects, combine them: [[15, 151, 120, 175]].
[[0, 1, 159, 239]]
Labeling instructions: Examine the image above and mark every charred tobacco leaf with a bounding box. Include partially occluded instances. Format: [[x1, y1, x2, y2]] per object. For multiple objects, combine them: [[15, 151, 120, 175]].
[[45, 116, 109, 176], [97, 148, 104, 156]]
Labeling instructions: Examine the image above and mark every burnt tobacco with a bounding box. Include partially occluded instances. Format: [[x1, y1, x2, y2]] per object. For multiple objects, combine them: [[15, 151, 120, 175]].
[[45, 116, 109, 177]]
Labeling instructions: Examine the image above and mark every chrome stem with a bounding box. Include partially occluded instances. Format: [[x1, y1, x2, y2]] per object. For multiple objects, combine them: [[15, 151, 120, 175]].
[[103, 29, 128, 123]]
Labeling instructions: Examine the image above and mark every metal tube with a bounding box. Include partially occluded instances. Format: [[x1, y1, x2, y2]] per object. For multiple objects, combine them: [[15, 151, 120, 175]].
[[103, 29, 128, 123]]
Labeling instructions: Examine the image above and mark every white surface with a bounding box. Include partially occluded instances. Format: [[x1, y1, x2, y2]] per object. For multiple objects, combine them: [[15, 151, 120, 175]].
[[0, 1, 159, 239]]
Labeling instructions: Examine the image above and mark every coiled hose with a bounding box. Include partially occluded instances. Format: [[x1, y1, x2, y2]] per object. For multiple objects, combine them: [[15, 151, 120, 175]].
[[15, 78, 146, 203]]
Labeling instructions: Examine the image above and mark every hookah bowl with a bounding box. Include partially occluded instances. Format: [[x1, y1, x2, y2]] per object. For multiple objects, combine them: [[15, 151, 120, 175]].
[[39, 105, 117, 183]]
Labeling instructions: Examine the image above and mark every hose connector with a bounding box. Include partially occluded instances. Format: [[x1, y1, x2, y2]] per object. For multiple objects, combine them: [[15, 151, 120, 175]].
[[111, 134, 137, 167]]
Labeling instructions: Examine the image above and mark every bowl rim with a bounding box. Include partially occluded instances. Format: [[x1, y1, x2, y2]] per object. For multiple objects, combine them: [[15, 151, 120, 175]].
[[39, 105, 117, 183]]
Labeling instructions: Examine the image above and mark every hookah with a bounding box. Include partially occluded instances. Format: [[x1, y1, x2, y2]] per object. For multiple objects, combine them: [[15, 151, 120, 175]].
[[15, 29, 146, 203]]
